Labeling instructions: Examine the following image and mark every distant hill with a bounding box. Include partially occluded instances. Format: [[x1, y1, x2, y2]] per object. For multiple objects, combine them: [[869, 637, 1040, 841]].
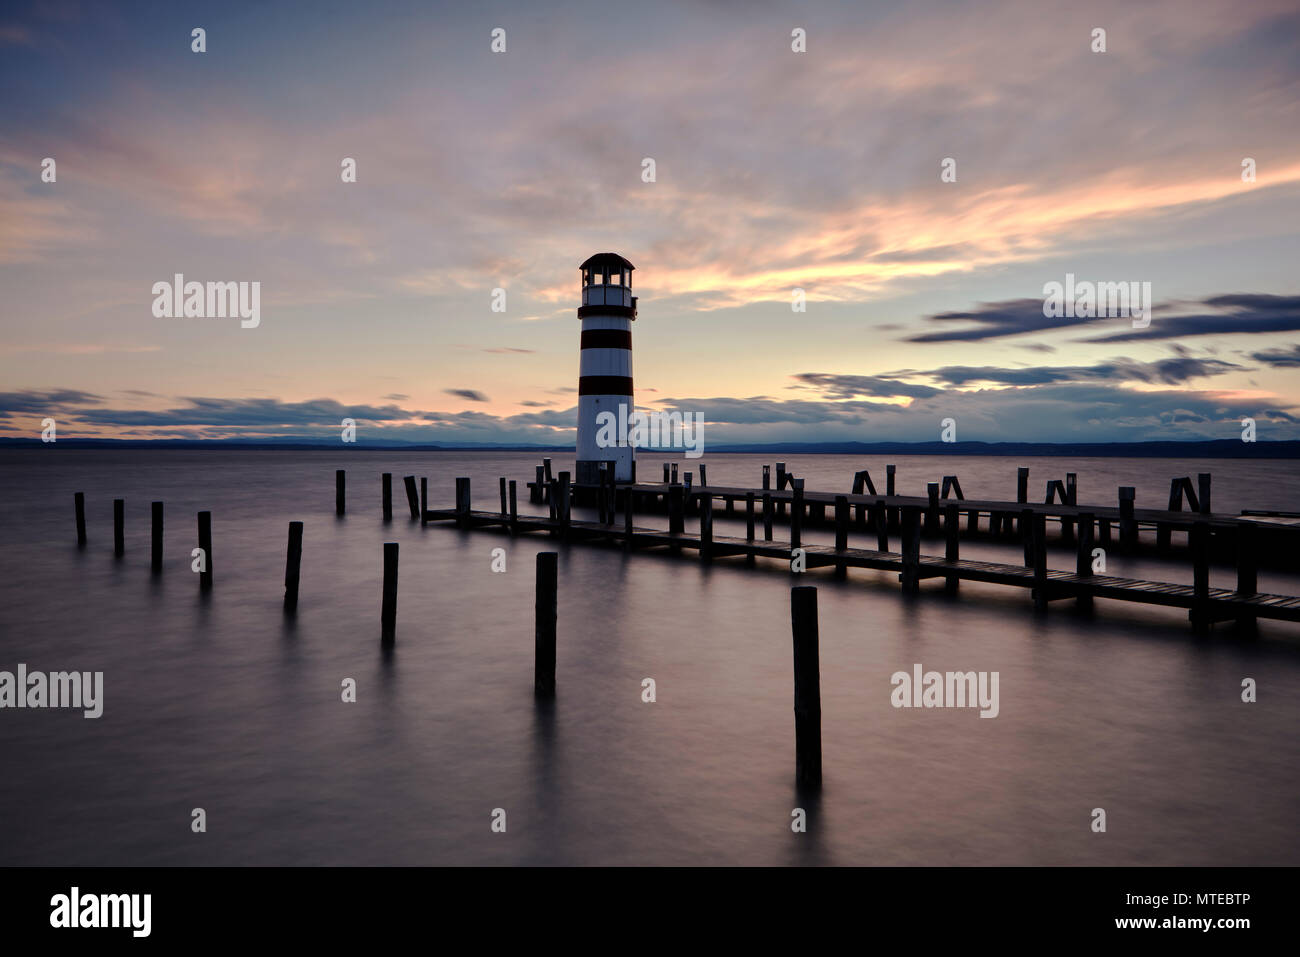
[[2, 437, 1298, 457]]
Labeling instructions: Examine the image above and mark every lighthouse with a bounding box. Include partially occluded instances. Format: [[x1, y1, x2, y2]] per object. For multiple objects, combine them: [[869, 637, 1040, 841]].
[[575, 252, 637, 485]]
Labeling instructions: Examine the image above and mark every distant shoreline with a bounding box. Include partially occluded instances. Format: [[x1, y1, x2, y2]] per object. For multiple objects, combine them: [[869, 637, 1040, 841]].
[[3, 438, 1298, 459]]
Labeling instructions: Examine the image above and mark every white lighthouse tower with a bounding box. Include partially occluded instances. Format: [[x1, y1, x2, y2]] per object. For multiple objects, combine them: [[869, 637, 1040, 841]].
[[575, 252, 637, 485]]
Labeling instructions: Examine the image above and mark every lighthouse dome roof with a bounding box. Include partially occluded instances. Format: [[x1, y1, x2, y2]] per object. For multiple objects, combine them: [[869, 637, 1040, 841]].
[[579, 252, 635, 272]]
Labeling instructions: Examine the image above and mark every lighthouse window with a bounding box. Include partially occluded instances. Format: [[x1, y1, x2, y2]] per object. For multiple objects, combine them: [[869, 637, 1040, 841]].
[[610, 270, 622, 286]]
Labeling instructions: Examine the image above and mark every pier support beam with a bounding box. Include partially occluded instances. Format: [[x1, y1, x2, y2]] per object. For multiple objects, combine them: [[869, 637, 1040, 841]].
[[791, 586, 822, 790], [535, 552, 557, 696], [284, 521, 303, 613]]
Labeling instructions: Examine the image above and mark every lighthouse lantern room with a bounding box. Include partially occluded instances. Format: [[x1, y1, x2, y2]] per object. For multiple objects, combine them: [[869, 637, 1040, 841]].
[[575, 252, 637, 485]]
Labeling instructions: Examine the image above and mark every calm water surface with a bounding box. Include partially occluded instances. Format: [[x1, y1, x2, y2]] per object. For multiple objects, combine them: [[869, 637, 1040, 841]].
[[1, 450, 1297, 865]]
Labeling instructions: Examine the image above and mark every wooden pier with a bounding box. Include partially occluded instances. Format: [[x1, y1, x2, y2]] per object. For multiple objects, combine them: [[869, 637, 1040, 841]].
[[428, 475, 1300, 631]]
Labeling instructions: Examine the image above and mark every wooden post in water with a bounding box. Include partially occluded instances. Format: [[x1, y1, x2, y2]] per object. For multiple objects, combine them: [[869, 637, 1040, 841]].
[[1198, 473, 1212, 515], [420, 477, 427, 527], [534, 552, 557, 696], [401, 476, 418, 519], [1118, 487, 1137, 553], [1190, 520, 1210, 632], [380, 542, 398, 641], [763, 492, 774, 541], [113, 498, 125, 556], [1061, 473, 1077, 542], [1021, 508, 1034, 567], [746, 491, 756, 542], [197, 510, 213, 590], [543, 458, 553, 497], [669, 485, 685, 535], [899, 506, 920, 593], [499, 477, 508, 517], [762, 465, 771, 490], [925, 482, 940, 536], [875, 501, 889, 552], [284, 521, 303, 613], [699, 464, 708, 487], [532, 465, 544, 504], [776, 463, 787, 517], [336, 470, 345, 516], [508, 481, 518, 535], [1236, 522, 1257, 632], [151, 501, 163, 572], [886, 464, 898, 532], [834, 494, 849, 579], [671, 463, 679, 485], [699, 495, 713, 562], [1017, 467, 1029, 504], [1076, 512, 1095, 611], [663, 462, 670, 484], [382, 473, 392, 522], [790, 586, 822, 790], [558, 472, 571, 538], [74, 492, 87, 547], [1032, 512, 1048, 611], [944, 503, 959, 593], [455, 477, 471, 528], [790, 481, 804, 549]]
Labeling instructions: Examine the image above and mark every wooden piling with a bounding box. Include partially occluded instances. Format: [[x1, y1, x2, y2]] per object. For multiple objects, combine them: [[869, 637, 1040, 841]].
[[382, 473, 392, 522], [74, 492, 86, 546], [1017, 466, 1029, 504], [499, 477, 508, 517], [535, 552, 557, 696], [900, 506, 920, 593], [886, 464, 898, 531], [151, 501, 163, 572], [699, 464, 708, 486], [663, 462, 671, 483], [762, 464, 771, 490], [746, 491, 756, 542], [336, 470, 345, 516], [381, 541, 398, 640], [508, 480, 518, 534], [455, 477, 471, 528], [284, 521, 303, 613], [671, 463, 679, 485], [1158, 477, 1180, 552], [763, 492, 774, 541], [834, 494, 849, 578], [700, 495, 713, 562], [558, 472, 571, 538], [790, 586, 822, 790], [791, 482, 804, 549], [1190, 520, 1210, 631], [925, 482, 941, 536], [1198, 473, 1212, 515], [1236, 522, 1257, 631], [1076, 511, 1094, 611], [1032, 512, 1048, 611], [875, 501, 889, 552], [1021, 508, 1034, 567], [420, 477, 427, 526], [197, 510, 213, 590], [776, 463, 787, 517], [532, 465, 544, 504], [113, 498, 124, 556], [401, 476, 418, 519], [669, 485, 685, 535], [944, 503, 959, 592]]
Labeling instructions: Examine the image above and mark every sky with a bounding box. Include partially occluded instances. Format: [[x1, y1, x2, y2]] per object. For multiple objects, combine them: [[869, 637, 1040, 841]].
[[1, 0, 1299, 445]]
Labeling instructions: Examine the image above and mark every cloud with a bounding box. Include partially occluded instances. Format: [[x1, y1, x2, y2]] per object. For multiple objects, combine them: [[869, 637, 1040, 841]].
[[1250, 345, 1300, 367], [444, 389, 489, 402]]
